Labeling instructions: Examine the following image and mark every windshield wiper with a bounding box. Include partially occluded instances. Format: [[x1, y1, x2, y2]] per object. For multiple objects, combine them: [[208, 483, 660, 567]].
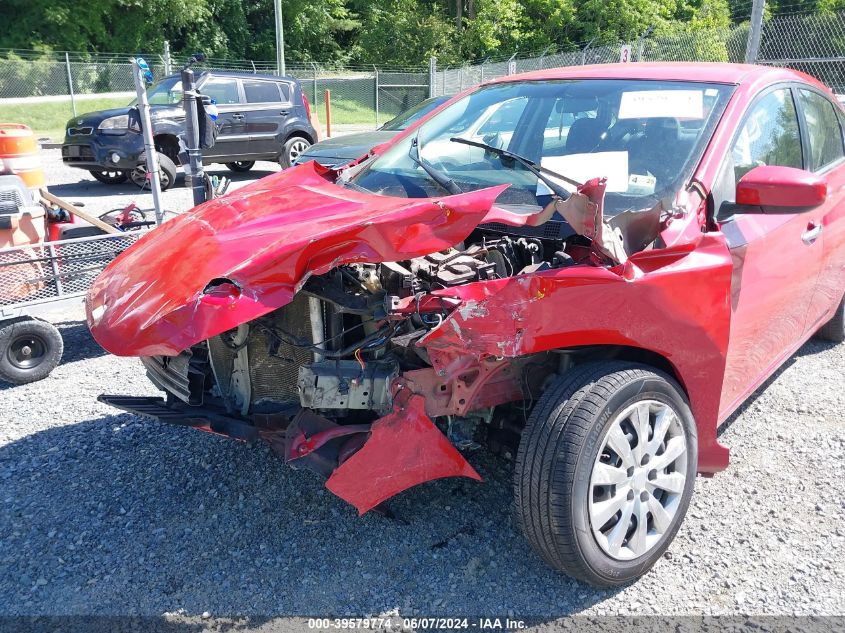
[[409, 132, 462, 195], [449, 137, 580, 200]]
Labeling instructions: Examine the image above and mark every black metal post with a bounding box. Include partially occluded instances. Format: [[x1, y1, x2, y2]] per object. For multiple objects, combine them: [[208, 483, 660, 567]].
[[181, 67, 206, 206]]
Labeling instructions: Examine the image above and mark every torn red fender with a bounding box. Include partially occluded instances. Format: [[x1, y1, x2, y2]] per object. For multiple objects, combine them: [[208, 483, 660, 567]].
[[325, 394, 482, 515]]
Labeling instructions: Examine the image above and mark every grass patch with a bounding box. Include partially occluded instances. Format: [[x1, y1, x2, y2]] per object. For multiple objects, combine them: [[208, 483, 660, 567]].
[[311, 97, 380, 126], [0, 96, 132, 142]]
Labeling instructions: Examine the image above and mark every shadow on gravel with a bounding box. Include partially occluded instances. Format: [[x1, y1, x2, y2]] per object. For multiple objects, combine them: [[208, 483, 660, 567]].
[[716, 335, 835, 437], [48, 180, 166, 201], [0, 413, 617, 618], [55, 321, 107, 365]]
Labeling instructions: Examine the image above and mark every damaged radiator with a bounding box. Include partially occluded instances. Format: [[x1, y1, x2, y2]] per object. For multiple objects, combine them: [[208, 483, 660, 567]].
[[207, 292, 316, 411]]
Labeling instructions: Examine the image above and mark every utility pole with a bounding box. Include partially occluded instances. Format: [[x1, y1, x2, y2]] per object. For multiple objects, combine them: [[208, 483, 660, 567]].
[[274, 0, 286, 76], [131, 58, 164, 223], [745, 0, 766, 63]]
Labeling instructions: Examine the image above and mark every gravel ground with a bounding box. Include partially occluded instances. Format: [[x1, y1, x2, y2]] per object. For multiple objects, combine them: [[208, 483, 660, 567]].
[[0, 309, 843, 621], [0, 151, 843, 623]]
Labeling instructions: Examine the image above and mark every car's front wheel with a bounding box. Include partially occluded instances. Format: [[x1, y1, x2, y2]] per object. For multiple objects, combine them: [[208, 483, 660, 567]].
[[130, 152, 178, 191], [279, 136, 311, 169], [89, 169, 128, 185], [225, 161, 255, 173], [514, 361, 697, 586]]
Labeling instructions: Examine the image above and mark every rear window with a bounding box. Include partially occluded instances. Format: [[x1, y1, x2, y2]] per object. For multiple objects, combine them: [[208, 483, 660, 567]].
[[243, 80, 283, 103]]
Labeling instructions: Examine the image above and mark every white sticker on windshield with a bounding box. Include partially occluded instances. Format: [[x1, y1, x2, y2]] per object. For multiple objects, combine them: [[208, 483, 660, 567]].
[[618, 90, 704, 120], [628, 173, 656, 195], [538, 151, 629, 195]]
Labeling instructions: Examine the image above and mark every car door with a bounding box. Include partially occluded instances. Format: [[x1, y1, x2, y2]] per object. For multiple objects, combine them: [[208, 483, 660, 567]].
[[241, 78, 288, 157], [199, 76, 249, 159], [795, 87, 845, 329], [715, 85, 826, 417]]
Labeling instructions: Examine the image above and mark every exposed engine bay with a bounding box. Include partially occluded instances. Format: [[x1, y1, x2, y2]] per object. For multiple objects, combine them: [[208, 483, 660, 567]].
[[135, 222, 601, 511], [91, 159, 681, 515]]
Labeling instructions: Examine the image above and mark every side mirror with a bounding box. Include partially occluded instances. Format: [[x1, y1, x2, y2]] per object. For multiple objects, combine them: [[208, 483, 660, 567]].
[[726, 165, 827, 216]]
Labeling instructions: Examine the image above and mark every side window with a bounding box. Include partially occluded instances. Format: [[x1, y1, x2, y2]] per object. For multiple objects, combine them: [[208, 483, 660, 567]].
[[731, 88, 802, 184], [243, 80, 282, 104], [201, 78, 240, 105], [798, 89, 844, 172], [277, 82, 292, 102]]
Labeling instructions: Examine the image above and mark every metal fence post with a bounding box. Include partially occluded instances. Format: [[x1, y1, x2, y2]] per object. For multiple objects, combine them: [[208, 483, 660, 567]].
[[636, 26, 655, 61], [582, 37, 596, 65], [163, 41, 172, 76], [64, 52, 77, 117], [538, 45, 551, 70], [374, 65, 379, 127], [460, 66, 465, 91], [746, 0, 766, 62], [312, 62, 318, 105], [429, 57, 437, 97]]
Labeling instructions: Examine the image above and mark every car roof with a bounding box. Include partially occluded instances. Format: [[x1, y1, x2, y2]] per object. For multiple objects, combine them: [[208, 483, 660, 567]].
[[487, 62, 825, 90], [156, 71, 296, 83], [198, 70, 296, 82]]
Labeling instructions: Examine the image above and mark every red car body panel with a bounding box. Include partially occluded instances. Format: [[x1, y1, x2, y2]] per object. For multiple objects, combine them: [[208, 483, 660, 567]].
[[326, 393, 482, 515], [87, 163, 507, 357], [87, 63, 845, 511]]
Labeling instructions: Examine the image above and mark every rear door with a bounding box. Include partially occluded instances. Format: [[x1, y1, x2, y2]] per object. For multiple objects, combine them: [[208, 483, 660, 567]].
[[241, 78, 290, 157], [716, 85, 826, 417], [199, 76, 250, 158], [795, 87, 845, 329]]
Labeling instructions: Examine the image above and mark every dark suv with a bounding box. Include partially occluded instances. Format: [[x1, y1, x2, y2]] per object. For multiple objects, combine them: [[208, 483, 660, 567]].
[[61, 71, 317, 189]]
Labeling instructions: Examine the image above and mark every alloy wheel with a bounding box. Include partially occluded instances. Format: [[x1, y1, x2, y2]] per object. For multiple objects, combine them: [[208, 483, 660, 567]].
[[588, 399, 688, 560], [288, 139, 310, 164]]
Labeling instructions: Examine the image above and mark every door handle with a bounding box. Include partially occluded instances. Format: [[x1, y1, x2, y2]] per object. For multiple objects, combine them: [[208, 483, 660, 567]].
[[231, 113, 245, 120], [279, 110, 290, 116], [802, 222, 823, 245]]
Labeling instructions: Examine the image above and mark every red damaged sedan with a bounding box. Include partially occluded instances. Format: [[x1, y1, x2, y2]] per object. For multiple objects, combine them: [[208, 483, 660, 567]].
[[87, 63, 845, 586]]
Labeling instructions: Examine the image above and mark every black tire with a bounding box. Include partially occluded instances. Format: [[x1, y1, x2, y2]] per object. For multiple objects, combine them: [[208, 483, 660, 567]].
[[279, 136, 312, 169], [514, 361, 697, 586], [225, 161, 255, 173], [129, 152, 178, 191], [816, 295, 845, 343], [89, 169, 128, 185], [0, 318, 63, 385]]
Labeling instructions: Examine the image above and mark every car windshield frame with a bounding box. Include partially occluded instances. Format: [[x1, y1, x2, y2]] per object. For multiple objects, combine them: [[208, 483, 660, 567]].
[[348, 78, 736, 215], [132, 76, 183, 106]]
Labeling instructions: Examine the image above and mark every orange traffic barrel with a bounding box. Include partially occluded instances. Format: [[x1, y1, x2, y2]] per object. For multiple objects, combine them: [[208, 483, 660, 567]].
[[0, 124, 46, 188]]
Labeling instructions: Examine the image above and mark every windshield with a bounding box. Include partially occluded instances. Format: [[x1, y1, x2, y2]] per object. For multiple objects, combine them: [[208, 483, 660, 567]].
[[133, 77, 183, 106], [381, 96, 450, 131], [350, 79, 734, 215]]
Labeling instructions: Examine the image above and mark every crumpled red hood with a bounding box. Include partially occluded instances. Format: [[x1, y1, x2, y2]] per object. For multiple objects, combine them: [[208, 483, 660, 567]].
[[87, 162, 506, 357]]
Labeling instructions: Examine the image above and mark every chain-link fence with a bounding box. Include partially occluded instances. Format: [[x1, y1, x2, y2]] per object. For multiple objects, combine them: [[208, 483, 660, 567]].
[[755, 11, 845, 92], [0, 49, 430, 140], [4, 9, 845, 142], [434, 10, 845, 96]]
